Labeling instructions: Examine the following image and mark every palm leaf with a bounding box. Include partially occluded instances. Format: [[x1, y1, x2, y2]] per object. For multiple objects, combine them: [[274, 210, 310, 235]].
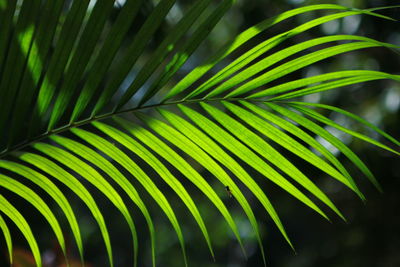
[[0, 214, 12, 265], [0, 195, 41, 267], [0, 1, 399, 266]]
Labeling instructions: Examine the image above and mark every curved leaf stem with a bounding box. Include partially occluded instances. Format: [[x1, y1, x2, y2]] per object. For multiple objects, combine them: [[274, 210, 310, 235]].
[[0, 97, 264, 158]]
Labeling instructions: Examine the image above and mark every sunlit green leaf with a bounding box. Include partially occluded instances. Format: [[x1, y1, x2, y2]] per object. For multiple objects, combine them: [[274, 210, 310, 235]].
[[70, 126, 188, 267], [18, 152, 114, 267], [0, 195, 42, 267], [0, 214, 12, 265], [0, 174, 67, 261], [0, 160, 84, 262]]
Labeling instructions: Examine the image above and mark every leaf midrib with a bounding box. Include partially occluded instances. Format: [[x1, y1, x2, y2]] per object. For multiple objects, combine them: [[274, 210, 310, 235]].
[[0, 97, 265, 158]]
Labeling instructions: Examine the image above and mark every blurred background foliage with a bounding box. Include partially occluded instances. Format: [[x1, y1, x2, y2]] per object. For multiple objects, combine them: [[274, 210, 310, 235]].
[[0, 0, 399, 266]]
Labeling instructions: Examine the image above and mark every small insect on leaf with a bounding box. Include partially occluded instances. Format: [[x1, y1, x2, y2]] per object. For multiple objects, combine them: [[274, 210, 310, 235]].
[[225, 185, 233, 198]]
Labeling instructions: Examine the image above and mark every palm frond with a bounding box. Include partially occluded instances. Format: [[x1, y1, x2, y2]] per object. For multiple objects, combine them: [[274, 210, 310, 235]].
[[0, 1, 399, 266]]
